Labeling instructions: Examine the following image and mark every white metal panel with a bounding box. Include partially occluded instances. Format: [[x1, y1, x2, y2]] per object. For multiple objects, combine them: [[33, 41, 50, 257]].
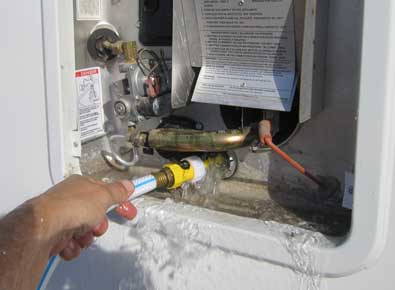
[[35, 0, 395, 288], [42, 0, 81, 183], [0, 1, 53, 214], [64, 0, 393, 277], [321, 0, 395, 275]]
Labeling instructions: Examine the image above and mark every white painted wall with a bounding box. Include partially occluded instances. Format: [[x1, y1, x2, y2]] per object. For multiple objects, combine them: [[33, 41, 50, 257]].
[[0, 1, 53, 214]]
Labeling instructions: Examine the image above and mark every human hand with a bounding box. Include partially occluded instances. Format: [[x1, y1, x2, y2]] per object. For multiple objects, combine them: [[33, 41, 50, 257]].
[[31, 175, 137, 261]]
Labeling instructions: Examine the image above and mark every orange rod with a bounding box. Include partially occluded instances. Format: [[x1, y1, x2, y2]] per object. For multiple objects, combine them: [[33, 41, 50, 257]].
[[264, 137, 322, 187]]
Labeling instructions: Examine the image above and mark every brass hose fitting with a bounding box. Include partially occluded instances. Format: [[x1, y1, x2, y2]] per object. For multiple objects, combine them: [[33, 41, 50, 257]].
[[152, 167, 175, 189]]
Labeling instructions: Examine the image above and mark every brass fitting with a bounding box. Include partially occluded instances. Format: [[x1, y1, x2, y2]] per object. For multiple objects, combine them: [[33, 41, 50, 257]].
[[103, 40, 137, 64], [152, 168, 175, 189], [153, 158, 205, 190]]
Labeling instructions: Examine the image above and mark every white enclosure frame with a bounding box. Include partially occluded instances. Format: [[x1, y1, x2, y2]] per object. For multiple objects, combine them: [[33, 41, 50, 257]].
[[41, 0, 395, 277]]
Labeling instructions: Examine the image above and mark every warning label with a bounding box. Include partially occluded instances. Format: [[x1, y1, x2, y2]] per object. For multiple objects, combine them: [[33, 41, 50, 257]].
[[76, 0, 102, 20], [75, 67, 105, 143]]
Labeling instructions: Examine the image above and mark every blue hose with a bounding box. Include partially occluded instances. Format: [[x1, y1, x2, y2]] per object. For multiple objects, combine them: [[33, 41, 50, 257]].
[[36, 256, 61, 290], [36, 175, 158, 290]]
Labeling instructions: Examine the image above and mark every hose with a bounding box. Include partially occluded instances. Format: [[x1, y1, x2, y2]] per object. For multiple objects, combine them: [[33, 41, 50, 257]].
[[36, 156, 208, 290]]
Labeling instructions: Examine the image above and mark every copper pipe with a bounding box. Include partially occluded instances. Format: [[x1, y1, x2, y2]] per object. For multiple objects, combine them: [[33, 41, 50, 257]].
[[136, 127, 255, 152]]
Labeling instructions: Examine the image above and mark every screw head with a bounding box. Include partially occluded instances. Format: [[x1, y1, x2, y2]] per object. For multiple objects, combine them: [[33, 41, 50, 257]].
[[114, 101, 128, 117], [195, 122, 203, 130], [239, 0, 245, 6], [180, 160, 191, 170]]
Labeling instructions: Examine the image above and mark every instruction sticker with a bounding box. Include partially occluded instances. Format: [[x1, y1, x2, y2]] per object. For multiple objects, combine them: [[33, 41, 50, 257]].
[[76, 67, 105, 143], [76, 0, 102, 20], [192, 0, 296, 111], [342, 171, 354, 210]]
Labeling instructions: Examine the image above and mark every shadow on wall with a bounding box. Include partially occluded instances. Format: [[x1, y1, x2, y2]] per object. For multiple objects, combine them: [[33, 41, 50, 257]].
[[267, 0, 363, 236], [46, 209, 210, 290], [47, 247, 154, 290], [47, 212, 154, 290]]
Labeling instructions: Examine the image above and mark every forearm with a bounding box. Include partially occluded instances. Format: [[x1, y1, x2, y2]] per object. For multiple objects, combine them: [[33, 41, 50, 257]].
[[0, 176, 135, 290], [0, 198, 53, 290]]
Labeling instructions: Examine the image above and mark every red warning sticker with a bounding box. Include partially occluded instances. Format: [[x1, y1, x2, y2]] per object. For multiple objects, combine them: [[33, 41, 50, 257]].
[[75, 67, 105, 142], [75, 68, 99, 78]]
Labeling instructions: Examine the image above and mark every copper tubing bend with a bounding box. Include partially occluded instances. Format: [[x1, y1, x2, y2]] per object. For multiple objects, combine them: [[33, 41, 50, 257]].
[[135, 127, 255, 152], [259, 120, 322, 187]]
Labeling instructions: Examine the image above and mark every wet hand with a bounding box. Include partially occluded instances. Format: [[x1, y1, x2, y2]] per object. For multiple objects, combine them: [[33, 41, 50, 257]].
[[31, 175, 137, 261]]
